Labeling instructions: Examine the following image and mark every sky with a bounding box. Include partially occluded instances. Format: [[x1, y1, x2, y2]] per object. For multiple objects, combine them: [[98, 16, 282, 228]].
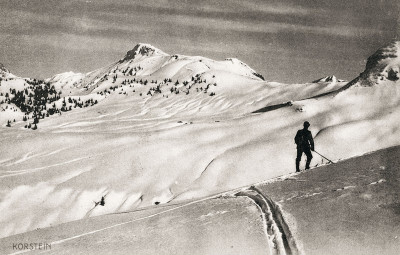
[[0, 0, 399, 83]]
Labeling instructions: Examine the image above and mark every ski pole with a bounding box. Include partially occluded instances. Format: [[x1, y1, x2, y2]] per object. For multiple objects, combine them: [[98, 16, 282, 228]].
[[313, 150, 334, 164]]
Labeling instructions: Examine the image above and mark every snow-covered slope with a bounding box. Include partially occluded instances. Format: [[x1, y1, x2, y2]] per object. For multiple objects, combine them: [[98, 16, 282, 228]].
[[1, 43, 347, 128], [1, 146, 398, 255], [54, 43, 265, 95], [45, 71, 85, 93], [256, 145, 400, 255], [0, 67, 35, 125], [0, 42, 399, 239]]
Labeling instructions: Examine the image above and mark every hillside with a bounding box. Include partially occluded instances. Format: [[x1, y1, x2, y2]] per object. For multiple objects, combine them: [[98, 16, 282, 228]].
[[1, 145, 398, 255], [1, 43, 347, 129], [0, 42, 399, 239]]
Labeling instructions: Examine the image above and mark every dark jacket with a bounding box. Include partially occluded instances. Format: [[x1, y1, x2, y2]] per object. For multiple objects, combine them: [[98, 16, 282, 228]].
[[295, 129, 314, 149]]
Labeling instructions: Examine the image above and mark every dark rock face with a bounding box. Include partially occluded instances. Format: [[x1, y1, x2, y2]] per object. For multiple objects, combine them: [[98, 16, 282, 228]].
[[365, 42, 398, 72]]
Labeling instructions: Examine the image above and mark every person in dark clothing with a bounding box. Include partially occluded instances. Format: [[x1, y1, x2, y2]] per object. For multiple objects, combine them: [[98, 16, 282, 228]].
[[100, 196, 105, 206], [294, 121, 314, 172]]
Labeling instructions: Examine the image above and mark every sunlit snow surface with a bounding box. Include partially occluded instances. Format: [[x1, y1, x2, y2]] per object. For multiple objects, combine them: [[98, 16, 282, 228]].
[[0, 42, 399, 239], [0, 146, 398, 255]]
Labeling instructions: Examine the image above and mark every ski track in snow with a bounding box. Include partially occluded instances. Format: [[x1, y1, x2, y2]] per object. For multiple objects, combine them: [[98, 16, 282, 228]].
[[0, 156, 90, 179], [1, 164, 391, 255], [236, 186, 303, 255], [4, 174, 302, 255], [5, 149, 66, 167], [6, 194, 218, 255], [368, 179, 386, 185], [8, 152, 33, 165], [279, 178, 388, 202], [283, 192, 323, 202]]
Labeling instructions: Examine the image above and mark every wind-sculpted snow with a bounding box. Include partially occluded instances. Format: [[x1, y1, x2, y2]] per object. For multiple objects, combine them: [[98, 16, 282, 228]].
[[0, 42, 400, 238]]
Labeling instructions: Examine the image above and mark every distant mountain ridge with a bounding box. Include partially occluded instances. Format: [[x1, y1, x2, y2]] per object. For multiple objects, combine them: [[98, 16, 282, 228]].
[[312, 75, 346, 83], [42, 43, 269, 97], [1, 41, 399, 130]]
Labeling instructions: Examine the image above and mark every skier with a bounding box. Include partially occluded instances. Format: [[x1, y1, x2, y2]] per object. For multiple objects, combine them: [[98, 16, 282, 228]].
[[94, 195, 106, 207], [294, 121, 314, 172], [100, 196, 105, 206]]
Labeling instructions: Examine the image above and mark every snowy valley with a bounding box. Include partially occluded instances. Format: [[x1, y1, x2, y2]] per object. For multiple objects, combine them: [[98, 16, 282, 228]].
[[0, 41, 400, 254]]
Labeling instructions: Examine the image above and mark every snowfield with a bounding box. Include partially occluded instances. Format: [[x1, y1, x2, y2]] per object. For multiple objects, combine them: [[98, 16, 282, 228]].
[[0, 42, 399, 253], [0, 145, 398, 255]]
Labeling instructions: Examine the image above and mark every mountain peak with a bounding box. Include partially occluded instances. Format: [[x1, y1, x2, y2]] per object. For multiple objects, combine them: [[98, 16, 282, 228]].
[[337, 41, 400, 91], [361, 41, 400, 84], [120, 43, 168, 62], [312, 75, 346, 83]]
